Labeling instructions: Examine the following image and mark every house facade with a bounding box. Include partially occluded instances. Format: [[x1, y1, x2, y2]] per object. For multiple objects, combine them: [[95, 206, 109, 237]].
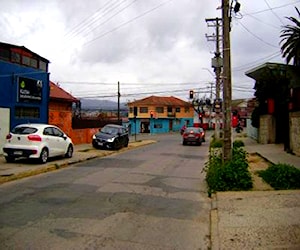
[[246, 62, 300, 155], [0, 42, 50, 153], [127, 96, 194, 134]]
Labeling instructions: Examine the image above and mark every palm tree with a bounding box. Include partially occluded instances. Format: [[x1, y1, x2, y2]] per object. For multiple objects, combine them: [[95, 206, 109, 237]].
[[280, 7, 300, 66]]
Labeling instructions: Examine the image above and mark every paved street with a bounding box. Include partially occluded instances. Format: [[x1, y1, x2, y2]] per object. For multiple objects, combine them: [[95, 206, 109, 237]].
[[0, 133, 211, 249]]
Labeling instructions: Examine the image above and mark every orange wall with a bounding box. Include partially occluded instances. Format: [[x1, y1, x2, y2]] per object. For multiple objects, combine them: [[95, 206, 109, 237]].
[[127, 104, 193, 119], [49, 101, 100, 145], [69, 128, 100, 144]]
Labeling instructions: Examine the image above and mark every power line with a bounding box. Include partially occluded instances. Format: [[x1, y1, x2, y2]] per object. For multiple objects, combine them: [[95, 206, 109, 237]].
[[82, 0, 174, 46], [241, 11, 281, 30], [237, 20, 279, 48], [263, 0, 285, 25], [232, 51, 281, 72], [58, 80, 211, 86], [64, 0, 123, 40], [245, 1, 300, 16]]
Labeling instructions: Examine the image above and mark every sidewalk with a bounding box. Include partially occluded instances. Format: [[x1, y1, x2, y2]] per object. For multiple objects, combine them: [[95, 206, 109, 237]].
[[211, 135, 300, 249]]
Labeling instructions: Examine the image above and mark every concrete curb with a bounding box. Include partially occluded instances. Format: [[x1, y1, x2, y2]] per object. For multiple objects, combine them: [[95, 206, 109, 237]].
[[210, 194, 220, 250]]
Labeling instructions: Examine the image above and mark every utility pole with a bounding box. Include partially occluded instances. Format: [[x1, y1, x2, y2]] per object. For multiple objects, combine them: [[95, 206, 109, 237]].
[[117, 81, 120, 124], [222, 0, 232, 162], [205, 17, 223, 139]]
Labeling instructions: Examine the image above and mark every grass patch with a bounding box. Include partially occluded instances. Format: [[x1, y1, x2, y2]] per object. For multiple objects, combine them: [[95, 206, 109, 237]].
[[258, 163, 300, 190]]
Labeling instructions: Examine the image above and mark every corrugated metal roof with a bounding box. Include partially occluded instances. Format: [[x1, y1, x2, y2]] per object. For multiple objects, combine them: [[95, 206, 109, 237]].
[[128, 95, 191, 106], [0, 41, 50, 63], [50, 81, 79, 103]]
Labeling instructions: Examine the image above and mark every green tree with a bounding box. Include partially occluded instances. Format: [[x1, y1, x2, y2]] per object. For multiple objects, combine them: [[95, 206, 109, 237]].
[[280, 7, 300, 66]]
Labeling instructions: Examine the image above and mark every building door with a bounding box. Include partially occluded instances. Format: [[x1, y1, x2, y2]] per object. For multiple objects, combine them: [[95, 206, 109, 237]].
[[0, 108, 10, 154], [169, 120, 173, 132], [140, 119, 150, 133]]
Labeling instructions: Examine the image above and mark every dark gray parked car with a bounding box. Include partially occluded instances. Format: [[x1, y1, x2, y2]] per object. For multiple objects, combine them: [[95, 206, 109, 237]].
[[92, 124, 129, 150]]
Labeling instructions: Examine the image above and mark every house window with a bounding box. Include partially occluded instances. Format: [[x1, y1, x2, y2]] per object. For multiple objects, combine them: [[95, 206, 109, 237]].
[[156, 107, 164, 113], [154, 123, 162, 128], [167, 106, 172, 112], [30, 58, 38, 68], [140, 107, 148, 113], [39, 61, 47, 71], [175, 107, 180, 113], [0, 48, 10, 61], [129, 107, 133, 113], [22, 56, 31, 66], [15, 106, 40, 119], [185, 107, 190, 112], [11, 52, 21, 63]]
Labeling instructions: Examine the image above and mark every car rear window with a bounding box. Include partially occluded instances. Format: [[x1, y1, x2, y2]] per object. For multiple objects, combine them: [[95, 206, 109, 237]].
[[185, 127, 200, 133], [11, 126, 38, 135]]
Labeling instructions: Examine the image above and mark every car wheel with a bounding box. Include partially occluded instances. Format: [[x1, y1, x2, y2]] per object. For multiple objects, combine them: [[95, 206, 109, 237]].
[[39, 148, 48, 164], [65, 144, 73, 158], [5, 156, 15, 163], [182, 141, 187, 145], [112, 141, 117, 150], [124, 139, 129, 147]]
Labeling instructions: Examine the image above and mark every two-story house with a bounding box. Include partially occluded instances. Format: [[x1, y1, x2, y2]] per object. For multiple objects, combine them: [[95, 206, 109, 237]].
[[127, 96, 194, 134]]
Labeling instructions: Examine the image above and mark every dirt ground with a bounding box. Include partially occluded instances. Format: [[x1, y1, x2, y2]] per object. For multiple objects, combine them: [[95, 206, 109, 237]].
[[248, 153, 274, 191]]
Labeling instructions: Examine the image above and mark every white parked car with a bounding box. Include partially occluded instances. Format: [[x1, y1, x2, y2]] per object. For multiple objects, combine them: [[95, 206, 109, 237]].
[[2, 123, 74, 164]]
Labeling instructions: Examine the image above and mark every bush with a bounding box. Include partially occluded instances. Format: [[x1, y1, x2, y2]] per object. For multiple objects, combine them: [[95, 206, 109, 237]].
[[204, 146, 253, 196], [210, 139, 223, 148], [258, 163, 300, 190], [233, 140, 245, 148]]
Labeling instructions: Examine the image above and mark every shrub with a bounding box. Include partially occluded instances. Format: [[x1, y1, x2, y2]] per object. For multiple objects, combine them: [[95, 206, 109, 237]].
[[204, 146, 253, 196], [210, 139, 223, 148], [258, 163, 300, 190], [233, 140, 245, 148]]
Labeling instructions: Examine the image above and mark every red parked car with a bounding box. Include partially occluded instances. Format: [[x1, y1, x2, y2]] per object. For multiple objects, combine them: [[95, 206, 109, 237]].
[[182, 127, 205, 146]]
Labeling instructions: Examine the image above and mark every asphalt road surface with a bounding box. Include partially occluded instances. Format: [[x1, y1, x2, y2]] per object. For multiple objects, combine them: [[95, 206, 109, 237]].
[[0, 133, 211, 249]]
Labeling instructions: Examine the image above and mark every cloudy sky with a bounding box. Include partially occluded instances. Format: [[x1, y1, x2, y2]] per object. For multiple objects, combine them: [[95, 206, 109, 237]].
[[1, 0, 299, 103]]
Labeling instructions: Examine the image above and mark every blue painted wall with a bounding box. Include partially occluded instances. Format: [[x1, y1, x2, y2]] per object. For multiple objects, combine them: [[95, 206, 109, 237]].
[[0, 60, 49, 129], [128, 118, 193, 135]]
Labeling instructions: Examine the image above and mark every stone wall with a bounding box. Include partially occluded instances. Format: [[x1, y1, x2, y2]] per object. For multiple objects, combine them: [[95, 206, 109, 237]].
[[259, 115, 276, 144], [289, 111, 300, 156]]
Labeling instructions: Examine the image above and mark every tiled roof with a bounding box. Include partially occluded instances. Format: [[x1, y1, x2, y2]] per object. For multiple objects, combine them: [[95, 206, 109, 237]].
[[128, 95, 191, 106], [50, 81, 79, 103]]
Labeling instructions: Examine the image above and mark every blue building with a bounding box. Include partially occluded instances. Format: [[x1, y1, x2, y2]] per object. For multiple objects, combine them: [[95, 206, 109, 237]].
[[0, 42, 50, 152], [127, 96, 194, 135]]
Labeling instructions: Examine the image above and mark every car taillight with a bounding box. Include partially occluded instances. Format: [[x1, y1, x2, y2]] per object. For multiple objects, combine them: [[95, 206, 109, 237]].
[[28, 135, 42, 142], [6, 134, 12, 140]]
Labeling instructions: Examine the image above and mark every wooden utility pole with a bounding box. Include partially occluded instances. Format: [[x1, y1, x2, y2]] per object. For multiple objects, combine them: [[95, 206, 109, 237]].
[[222, 0, 232, 162], [117, 81, 120, 124]]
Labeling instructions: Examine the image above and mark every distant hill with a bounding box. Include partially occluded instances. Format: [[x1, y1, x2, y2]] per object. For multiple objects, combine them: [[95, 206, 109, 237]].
[[79, 98, 127, 111]]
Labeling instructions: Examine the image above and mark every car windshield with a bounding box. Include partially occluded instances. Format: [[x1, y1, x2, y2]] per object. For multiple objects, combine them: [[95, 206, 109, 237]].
[[11, 126, 37, 135], [101, 126, 119, 135]]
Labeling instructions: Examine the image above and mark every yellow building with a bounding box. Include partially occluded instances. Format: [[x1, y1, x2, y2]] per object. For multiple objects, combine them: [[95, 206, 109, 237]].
[[127, 96, 193, 134]]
